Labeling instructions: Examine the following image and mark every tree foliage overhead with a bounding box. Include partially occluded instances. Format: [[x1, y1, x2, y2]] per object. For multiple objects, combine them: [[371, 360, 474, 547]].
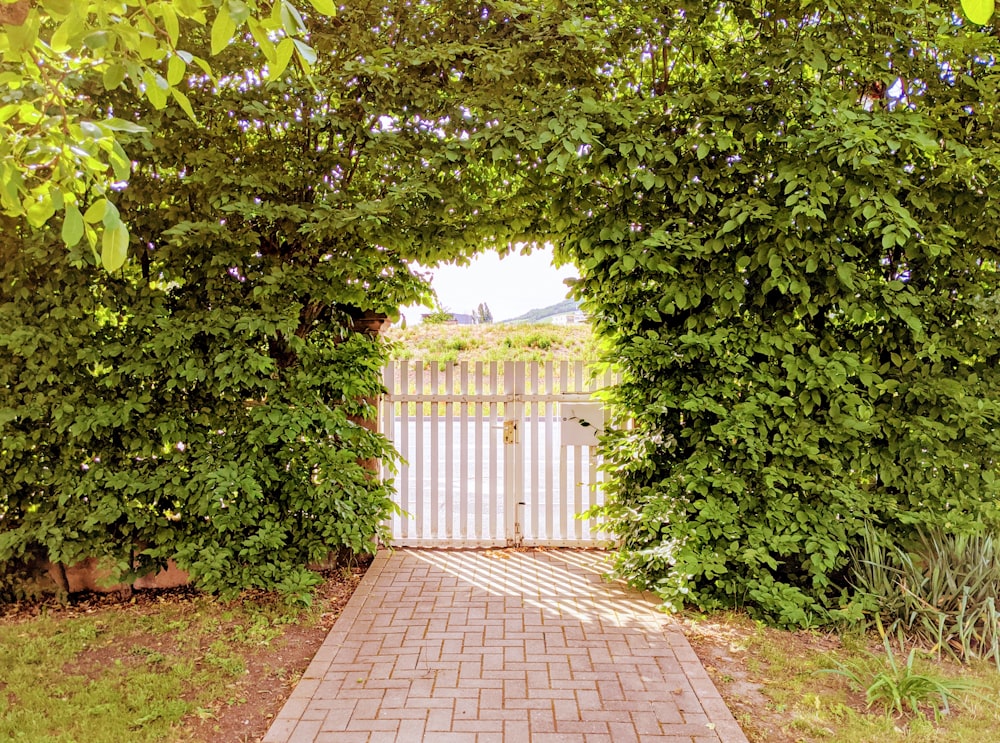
[[0, 0, 334, 269], [0, 1, 601, 597], [554, 0, 1000, 624], [4, 0, 1000, 620]]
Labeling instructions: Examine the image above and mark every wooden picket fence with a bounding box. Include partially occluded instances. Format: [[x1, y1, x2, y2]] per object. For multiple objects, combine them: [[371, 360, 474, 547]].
[[380, 360, 615, 547]]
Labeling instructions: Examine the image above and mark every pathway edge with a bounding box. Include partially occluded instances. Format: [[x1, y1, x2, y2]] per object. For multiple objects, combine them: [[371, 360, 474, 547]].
[[261, 548, 393, 743]]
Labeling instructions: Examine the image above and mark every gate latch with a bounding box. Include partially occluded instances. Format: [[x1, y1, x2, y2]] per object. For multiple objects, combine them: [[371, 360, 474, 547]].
[[503, 419, 518, 444]]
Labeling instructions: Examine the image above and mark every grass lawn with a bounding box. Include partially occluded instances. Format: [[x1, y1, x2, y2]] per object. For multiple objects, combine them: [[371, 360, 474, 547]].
[[684, 610, 1000, 743], [0, 567, 363, 743]]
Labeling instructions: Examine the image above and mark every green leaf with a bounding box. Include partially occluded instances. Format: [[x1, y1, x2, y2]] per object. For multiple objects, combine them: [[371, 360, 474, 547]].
[[101, 200, 120, 229], [248, 18, 276, 63], [143, 71, 169, 109], [41, 0, 75, 15], [101, 222, 130, 272], [50, 17, 76, 53], [160, 4, 180, 44], [280, 1, 306, 34], [25, 198, 55, 228], [307, 0, 338, 14], [103, 64, 127, 90], [167, 56, 187, 86], [211, 4, 236, 56], [171, 89, 198, 122], [62, 203, 84, 246], [103, 118, 147, 133], [83, 199, 107, 224], [292, 39, 317, 68], [109, 141, 132, 182], [269, 37, 295, 81], [83, 30, 110, 50], [227, 0, 252, 25], [837, 263, 855, 289], [962, 0, 995, 24]]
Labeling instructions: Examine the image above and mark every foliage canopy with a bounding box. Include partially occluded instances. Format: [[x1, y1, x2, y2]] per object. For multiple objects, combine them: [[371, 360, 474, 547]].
[[554, 0, 1000, 624], [4, 0, 1000, 622], [0, 1, 586, 596], [0, 0, 334, 270]]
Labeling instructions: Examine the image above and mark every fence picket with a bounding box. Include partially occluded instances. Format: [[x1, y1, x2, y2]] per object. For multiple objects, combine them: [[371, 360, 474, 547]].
[[488, 361, 499, 540], [430, 362, 439, 539], [530, 361, 540, 541], [474, 361, 484, 541], [544, 361, 555, 543], [398, 360, 410, 540], [460, 361, 469, 539]]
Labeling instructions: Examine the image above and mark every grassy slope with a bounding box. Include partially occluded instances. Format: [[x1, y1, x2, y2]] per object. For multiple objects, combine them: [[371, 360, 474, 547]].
[[384, 323, 598, 364]]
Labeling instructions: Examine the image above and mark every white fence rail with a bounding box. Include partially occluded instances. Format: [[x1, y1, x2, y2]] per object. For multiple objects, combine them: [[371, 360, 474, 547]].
[[380, 360, 614, 547]]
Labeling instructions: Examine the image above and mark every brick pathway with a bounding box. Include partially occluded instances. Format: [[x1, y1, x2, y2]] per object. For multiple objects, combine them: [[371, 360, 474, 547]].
[[263, 549, 749, 743]]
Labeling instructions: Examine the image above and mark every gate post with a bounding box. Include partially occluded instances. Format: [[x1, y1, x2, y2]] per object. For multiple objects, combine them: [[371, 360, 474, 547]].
[[503, 362, 525, 546]]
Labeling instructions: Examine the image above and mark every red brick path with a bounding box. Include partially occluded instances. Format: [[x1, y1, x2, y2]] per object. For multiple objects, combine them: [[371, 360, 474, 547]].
[[263, 549, 749, 743]]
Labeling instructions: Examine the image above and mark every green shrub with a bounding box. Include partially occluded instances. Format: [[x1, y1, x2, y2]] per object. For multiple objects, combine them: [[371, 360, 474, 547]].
[[0, 22, 442, 598], [0, 228, 404, 599], [423, 307, 455, 325], [446, 338, 471, 351], [565, 2, 1000, 625]]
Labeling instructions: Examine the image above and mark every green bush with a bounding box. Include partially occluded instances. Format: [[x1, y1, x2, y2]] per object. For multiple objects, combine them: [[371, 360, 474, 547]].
[[560, 2, 1000, 624], [0, 223, 403, 599], [0, 19, 442, 598]]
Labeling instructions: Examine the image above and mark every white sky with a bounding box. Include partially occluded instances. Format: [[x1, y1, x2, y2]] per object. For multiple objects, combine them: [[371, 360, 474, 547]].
[[400, 245, 578, 323]]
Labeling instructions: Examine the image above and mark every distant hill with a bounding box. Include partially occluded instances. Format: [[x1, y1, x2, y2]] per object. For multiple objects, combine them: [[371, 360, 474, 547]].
[[502, 299, 580, 324]]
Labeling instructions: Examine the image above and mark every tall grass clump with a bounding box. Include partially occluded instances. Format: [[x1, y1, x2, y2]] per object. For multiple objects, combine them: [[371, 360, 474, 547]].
[[848, 526, 1000, 669], [823, 616, 984, 719]]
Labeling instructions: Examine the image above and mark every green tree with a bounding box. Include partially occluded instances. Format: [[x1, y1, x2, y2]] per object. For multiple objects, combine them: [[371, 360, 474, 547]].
[[552, 0, 1000, 625], [0, 1, 597, 596], [0, 0, 335, 269]]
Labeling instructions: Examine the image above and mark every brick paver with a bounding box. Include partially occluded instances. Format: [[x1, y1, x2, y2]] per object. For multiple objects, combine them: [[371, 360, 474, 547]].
[[263, 549, 749, 743]]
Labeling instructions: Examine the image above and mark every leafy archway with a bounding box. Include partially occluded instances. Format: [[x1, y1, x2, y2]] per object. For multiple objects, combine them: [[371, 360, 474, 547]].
[[4, 2, 1000, 619], [0, 2, 600, 597]]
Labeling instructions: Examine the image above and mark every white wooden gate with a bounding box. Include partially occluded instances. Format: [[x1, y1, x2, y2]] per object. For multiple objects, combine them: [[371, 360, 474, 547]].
[[380, 360, 613, 547]]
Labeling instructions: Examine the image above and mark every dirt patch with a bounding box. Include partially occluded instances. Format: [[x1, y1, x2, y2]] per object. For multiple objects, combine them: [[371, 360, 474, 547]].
[[0, 583, 206, 622], [679, 613, 849, 743], [182, 569, 364, 743]]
